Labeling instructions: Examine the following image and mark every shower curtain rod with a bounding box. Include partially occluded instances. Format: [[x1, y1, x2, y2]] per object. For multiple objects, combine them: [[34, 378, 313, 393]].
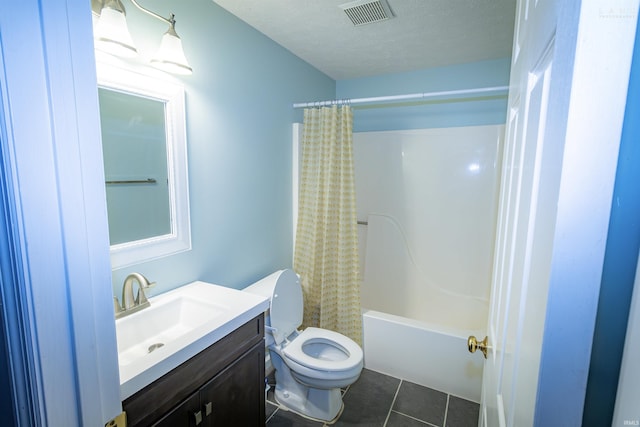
[[292, 85, 509, 109]]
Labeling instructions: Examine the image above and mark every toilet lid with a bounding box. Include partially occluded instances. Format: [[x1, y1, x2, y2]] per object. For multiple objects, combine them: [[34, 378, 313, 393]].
[[269, 269, 304, 345], [283, 327, 363, 372]]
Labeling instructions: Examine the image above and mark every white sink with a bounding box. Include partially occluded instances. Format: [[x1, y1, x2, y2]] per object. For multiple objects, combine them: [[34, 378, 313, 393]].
[[116, 295, 226, 366], [116, 281, 269, 399]]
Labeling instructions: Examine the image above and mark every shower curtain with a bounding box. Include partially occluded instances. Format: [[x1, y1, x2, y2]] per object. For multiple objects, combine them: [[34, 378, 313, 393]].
[[294, 105, 362, 344]]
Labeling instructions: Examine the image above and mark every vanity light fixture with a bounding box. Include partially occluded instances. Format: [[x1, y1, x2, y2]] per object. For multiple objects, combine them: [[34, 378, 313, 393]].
[[94, 0, 138, 58], [93, 0, 193, 75]]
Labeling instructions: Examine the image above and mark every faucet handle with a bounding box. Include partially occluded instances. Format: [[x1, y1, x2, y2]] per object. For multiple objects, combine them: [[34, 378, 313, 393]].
[[136, 288, 149, 305], [134, 273, 154, 289], [134, 274, 153, 305], [113, 296, 123, 314]]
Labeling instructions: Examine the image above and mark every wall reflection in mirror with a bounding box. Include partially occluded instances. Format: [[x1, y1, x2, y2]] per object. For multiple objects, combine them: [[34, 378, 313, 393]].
[[99, 88, 171, 245]]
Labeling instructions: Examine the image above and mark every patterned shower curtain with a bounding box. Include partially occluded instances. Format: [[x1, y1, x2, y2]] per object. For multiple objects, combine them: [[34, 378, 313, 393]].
[[294, 105, 362, 345]]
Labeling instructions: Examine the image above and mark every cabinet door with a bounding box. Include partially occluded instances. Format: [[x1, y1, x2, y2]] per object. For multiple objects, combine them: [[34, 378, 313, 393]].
[[200, 343, 265, 426], [152, 392, 201, 427]]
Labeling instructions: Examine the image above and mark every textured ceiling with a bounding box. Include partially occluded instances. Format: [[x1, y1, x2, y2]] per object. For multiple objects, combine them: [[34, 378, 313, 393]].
[[213, 0, 516, 80]]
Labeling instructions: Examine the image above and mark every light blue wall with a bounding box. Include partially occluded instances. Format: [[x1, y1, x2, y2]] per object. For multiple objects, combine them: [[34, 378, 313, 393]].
[[336, 58, 510, 132], [110, 0, 335, 295], [108, 1, 510, 296]]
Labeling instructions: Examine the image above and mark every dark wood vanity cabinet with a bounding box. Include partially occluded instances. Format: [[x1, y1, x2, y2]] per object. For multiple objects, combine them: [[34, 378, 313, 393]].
[[123, 315, 265, 427]]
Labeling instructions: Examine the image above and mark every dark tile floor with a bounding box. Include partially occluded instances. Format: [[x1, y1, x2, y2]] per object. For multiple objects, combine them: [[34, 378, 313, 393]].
[[266, 369, 479, 427]]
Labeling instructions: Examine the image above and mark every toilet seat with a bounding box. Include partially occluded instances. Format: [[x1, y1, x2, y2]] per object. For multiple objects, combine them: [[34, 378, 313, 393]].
[[283, 327, 363, 372]]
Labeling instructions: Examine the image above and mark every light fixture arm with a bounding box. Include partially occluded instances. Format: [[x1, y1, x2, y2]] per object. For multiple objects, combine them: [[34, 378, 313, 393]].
[[128, 0, 174, 27]]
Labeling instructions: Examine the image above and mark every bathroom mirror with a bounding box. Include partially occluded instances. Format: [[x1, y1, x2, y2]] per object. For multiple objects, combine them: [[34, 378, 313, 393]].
[[97, 61, 191, 269]]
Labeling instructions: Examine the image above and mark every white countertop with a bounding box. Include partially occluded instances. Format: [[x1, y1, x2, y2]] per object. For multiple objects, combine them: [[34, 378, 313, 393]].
[[117, 281, 269, 400]]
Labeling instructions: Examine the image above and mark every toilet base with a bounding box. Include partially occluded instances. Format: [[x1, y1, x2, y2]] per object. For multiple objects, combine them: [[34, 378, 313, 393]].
[[270, 351, 345, 422], [274, 385, 344, 424]]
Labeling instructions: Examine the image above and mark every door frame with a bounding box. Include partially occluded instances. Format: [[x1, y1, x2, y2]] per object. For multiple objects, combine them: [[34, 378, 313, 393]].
[[586, 10, 640, 423], [0, 0, 122, 425], [531, 2, 639, 425]]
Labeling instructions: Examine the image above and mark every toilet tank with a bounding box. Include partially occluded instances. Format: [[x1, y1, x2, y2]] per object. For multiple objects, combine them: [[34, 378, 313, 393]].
[[244, 269, 303, 345]]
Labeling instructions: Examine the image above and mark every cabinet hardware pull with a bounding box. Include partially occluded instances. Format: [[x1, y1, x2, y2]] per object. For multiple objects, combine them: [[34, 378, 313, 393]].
[[204, 402, 213, 416], [193, 410, 203, 425]]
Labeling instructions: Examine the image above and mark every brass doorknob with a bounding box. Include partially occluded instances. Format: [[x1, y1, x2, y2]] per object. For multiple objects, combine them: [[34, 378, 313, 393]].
[[468, 335, 489, 359]]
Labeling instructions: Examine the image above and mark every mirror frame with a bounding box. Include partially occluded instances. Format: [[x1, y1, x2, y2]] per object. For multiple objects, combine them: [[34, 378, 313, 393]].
[[97, 61, 191, 269]]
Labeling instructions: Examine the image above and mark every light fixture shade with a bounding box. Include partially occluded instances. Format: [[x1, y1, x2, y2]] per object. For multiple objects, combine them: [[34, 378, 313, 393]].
[[151, 26, 193, 75], [95, 1, 138, 58]]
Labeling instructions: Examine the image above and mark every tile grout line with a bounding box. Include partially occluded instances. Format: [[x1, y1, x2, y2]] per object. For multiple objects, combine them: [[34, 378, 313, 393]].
[[390, 409, 439, 426], [265, 370, 480, 426], [382, 379, 403, 427], [442, 393, 450, 427], [265, 405, 278, 424]]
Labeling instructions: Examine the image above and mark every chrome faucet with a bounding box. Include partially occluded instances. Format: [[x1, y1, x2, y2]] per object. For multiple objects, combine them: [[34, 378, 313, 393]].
[[114, 273, 155, 319]]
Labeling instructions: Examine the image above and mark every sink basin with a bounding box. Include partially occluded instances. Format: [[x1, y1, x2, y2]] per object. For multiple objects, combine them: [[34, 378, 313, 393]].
[[116, 281, 269, 399], [116, 295, 226, 366]]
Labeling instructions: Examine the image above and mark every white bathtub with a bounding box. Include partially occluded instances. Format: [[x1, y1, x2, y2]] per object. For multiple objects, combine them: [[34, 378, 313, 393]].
[[353, 126, 504, 403], [359, 214, 488, 403], [362, 308, 484, 403]]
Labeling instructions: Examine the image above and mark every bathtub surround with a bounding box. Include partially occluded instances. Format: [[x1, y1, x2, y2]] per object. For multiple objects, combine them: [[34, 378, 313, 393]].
[[352, 125, 503, 400], [294, 106, 362, 344], [355, 126, 503, 320]]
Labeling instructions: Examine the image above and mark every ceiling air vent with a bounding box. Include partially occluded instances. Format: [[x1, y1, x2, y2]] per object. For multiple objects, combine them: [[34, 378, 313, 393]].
[[340, 0, 394, 26]]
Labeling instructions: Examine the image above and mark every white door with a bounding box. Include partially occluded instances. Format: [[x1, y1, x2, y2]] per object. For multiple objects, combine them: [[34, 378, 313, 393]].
[[476, 1, 639, 426]]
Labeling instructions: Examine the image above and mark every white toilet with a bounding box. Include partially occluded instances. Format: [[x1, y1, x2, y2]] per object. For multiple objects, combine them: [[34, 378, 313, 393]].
[[244, 269, 363, 423]]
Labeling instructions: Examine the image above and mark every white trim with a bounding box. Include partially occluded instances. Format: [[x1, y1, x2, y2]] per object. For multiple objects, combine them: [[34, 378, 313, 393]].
[[96, 61, 192, 269], [534, 0, 639, 424]]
